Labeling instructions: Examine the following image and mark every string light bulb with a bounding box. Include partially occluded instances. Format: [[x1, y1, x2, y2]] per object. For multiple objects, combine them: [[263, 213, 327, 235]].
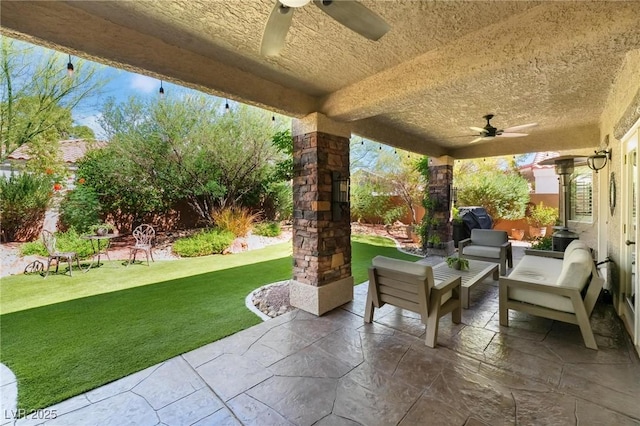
[[225, 99, 230, 112], [66, 54, 74, 77], [159, 80, 164, 96]]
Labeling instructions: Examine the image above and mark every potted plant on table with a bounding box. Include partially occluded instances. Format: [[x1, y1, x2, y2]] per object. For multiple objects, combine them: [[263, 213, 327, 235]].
[[446, 256, 469, 271], [526, 202, 558, 238], [90, 223, 115, 236]]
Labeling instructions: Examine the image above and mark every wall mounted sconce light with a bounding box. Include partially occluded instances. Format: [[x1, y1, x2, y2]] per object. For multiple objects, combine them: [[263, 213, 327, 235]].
[[66, 54, 74, 77], [586, 149, 611, 173], [332, 171, 350, 221]]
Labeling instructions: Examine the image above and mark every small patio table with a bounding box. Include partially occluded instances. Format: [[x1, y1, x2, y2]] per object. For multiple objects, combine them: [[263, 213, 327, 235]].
[[424, 259, 499, 308], [82, 234, 117, 272]]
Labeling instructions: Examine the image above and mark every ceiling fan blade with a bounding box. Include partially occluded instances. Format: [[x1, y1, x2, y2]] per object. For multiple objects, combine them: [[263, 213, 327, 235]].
[[469, 126, 487, 134], [261, 2, 294, 56], [469, 137, 485, 144], [503, 122, 538, 133], [497, 132, 529, 138], [312, 0, 389, 41]]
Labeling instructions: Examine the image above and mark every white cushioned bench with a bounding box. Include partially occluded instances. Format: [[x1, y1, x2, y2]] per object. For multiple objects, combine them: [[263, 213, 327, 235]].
[[365, 256, 462, 348], [499, 240, 603, 349]]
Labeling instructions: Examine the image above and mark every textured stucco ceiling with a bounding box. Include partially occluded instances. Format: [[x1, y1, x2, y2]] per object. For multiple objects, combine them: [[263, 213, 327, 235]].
[[2, 1, 639, 159]]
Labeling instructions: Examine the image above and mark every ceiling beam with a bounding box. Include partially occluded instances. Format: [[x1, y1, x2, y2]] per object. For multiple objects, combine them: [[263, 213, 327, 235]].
[[0, 1, 318, 117]]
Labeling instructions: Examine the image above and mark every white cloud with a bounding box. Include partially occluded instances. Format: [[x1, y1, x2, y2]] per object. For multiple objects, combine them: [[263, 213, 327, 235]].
[[129, 74, 157, 93], [75, 113, 106, 139]]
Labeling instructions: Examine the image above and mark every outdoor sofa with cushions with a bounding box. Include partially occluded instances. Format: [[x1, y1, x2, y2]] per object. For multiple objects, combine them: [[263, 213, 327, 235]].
[[499, 240, 604, 350], [459, 229, 513, 276], [365, 256, 461, 348]]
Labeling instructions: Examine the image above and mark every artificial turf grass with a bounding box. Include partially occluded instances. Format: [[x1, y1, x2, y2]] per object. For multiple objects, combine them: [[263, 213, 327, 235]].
[[0, 234, 419, 412]]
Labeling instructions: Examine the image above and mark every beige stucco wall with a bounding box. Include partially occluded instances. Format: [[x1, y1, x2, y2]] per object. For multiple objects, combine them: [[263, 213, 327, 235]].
[[598, 49, 640, 305]]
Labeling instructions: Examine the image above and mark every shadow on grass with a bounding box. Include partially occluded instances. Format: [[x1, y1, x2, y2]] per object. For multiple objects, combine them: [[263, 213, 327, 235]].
[[0, 238, 419, 412]]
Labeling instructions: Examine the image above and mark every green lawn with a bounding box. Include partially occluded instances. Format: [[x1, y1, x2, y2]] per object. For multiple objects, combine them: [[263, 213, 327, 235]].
[[0, 234, 418, 412]]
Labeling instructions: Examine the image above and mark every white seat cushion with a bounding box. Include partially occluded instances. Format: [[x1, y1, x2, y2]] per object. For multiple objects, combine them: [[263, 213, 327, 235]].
[[508, 249, 592, 313], [372, 256, 429, 278]]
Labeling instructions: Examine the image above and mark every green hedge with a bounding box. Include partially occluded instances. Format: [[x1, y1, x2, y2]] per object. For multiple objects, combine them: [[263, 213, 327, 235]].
[[172, 229, 235, 257]]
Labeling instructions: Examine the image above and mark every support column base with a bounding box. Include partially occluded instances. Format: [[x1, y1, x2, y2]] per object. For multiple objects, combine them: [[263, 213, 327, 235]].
[[290, 276, 354, 316]]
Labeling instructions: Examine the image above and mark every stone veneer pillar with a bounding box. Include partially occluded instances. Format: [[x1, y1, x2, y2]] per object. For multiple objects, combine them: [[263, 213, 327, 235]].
[[289, 113, 354, 316], [429, 156, 454, 245]]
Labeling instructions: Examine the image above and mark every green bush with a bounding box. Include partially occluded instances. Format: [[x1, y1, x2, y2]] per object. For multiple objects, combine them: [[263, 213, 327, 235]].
[[211, 206, 259, 237], [0, 172, 52, 242], [20, 240, 48, 257], [530, 236, 553, 251], [253, 221, 281, 237], [58, 185, 102, 233], [382, 206, 407, 225], [172, 229, 235, 257], [19, 229, 94, 258]]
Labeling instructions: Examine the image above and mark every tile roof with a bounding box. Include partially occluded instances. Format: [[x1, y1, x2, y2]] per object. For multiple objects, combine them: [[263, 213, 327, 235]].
[[7, 139, 107, 163]]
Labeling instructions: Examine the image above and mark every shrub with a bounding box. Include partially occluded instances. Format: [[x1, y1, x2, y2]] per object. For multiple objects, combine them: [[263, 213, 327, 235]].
[[19, 229, 94, 259], [253, 221, 281, 237], [58, 185, 102, 233], [530, 236, 553, 251], [211, 206, 260, 237], [382, 206, 407, 225], [0, 172, 52, 242], [527, 202, 559, 227], [172, 229, 235, 257]]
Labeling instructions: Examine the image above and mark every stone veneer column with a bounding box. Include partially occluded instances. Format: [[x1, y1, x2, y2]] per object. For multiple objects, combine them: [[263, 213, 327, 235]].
[[429, 156, 454, 245], [289, 113, 354, 316]]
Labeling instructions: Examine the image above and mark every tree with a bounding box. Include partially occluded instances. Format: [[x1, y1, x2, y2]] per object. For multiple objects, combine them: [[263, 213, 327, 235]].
[[0, 38, 106, 159], [92, 95, 286, 224], [454, 157, 530, 226], [350, 138, 425, 224]]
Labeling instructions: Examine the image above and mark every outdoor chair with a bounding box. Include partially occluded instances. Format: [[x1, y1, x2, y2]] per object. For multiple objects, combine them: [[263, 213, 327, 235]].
[[127, 224, 155, 266], [365, 256, 461, 348], [42, 230, 81, 278], [459, 229, 513, 276]]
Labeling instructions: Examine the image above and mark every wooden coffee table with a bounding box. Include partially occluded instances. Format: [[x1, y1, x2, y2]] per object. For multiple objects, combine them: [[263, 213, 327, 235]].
[[428, 259, 499, 308]]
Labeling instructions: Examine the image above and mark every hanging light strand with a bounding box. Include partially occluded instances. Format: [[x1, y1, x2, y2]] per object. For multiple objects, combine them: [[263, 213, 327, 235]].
[[159, 80, 165, 96], [66, 54, 74, 77]]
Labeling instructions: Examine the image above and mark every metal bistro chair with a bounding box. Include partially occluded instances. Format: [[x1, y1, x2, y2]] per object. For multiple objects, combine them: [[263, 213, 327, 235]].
[[42, 230, 81, 278], [127, 224, 155, 266]]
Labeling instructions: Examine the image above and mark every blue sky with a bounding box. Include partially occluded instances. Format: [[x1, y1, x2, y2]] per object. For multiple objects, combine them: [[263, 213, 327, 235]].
[[12, 38, 227, 139]]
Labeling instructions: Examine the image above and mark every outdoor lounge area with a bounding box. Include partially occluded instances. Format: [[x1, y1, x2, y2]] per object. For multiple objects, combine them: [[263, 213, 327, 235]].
[[4, 245, 638, 425]]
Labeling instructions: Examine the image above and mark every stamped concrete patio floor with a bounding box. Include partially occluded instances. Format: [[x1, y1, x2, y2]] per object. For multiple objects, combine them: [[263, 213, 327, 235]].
[[6, 248, 640, 425]]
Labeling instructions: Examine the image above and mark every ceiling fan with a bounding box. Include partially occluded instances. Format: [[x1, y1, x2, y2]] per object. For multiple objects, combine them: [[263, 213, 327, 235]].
[[469, 114, 538, 144], [260, 0, 390, 56]]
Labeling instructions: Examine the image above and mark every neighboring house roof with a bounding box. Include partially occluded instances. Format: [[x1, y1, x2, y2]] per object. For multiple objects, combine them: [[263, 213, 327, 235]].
[[7, 139, 107, 164], [519, 151, 559, 172]]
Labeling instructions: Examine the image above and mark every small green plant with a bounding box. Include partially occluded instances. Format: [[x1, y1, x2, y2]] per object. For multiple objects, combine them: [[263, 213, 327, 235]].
[[428, 234, 441, 246], [253, 221, 281, 237], [172, 228, 235, 257], [445, 256, 469, 271], [527, 202, 558, 228], [211, 206, 260, 237], [530, 236, 553, 251], [451, 207, 463, 224]]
